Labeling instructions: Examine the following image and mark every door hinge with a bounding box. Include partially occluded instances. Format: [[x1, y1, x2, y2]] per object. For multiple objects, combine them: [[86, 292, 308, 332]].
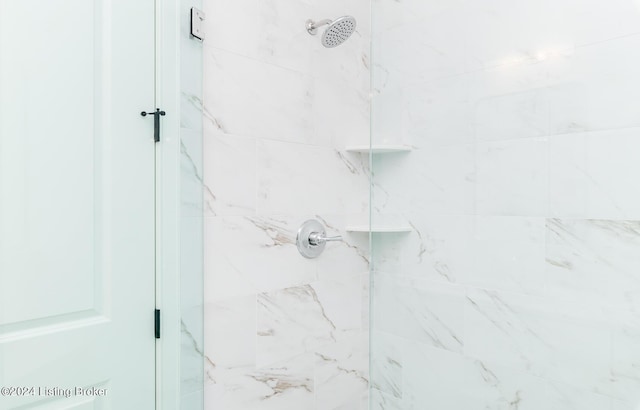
[[140, 109, 166, 142], [190, 8, 205, 41], [155, 309, 161, 339]]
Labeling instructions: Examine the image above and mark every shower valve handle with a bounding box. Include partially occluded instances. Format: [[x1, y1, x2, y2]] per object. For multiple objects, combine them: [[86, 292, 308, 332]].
[[296, 219, 342, 259], [308, 232, 342, 246]]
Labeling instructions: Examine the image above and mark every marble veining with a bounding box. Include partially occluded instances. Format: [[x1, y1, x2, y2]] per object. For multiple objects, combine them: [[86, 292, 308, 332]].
[[203, 1, 370, 407], [180, 0, 205, 404], [546, 218, 640, 311], [371, 1, 640, 408], [246, 217, 296, 248], [181, 139, 215, 215]]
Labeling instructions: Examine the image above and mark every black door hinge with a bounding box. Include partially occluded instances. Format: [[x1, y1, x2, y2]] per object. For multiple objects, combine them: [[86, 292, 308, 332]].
[[155, 309, 161, 339], [140, 109, 166, 142]]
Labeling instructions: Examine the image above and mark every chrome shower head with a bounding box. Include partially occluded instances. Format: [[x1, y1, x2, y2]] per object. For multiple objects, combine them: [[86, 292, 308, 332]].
[[306, 16, 357, 48]]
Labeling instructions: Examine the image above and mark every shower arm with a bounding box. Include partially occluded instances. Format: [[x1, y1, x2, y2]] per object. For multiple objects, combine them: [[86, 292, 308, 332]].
[[306, 19, 332, 35]]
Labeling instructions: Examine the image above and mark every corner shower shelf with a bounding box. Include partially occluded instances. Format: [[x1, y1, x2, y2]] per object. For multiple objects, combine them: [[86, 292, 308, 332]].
[[345, 144, 413, 154], [346, 225, 413, 233]]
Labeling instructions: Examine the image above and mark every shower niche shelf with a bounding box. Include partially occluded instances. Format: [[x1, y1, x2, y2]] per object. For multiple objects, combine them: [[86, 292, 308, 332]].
[[346, 225, 412, 233], [345, 144, 413, 154]]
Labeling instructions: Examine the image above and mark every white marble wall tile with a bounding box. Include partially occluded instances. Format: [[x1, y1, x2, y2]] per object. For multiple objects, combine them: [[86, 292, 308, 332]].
[[329, 391, 369, 410], [549, 128, 640, 219], [202, 0, 314, 74], [181, 304, 206, 396], [546, 34, 640, 135], [464, 289, 612, 395], [400, 341, 475, 408], [372, 0, 640, 81], [475, 137, 548, 216], [372, 18, 468, 88], [256, 140, 369, 215], [181, 91, 204, 132], [374, 0, 640, 82], [370, 0, 405, 35], [403, 76, 474, 148], [205, 352, 315, 410], [204, 216, 317, 301], [370, 330, 402, 399], [360, 271, 370, 332], [402, 341, 528, 409], [473, 87, 550, 142], [181, 40, 204, 132], [310, 274, 364, 335], [372, 143, 476, 216], [613, 400, 638, 410], [181, 217, 205, 313], [181, 390, 204, 410], [372, 214, 474, 284], [462, 0, 640, 70], [256, 276, 364, 368], [203, 129, 256, 216], [373, 275, 465, 353], [370, 387, 403, 410], [201, 0, 371, 408], [315, 224, 369, 283], [252, 0, 315, 73], [256, 285, 335, 367], [464, 216, 546, 295], [402, 340, 615, 410], [359, 391, 369, 410], [462, 2, 574, 71], [310, 29, 370, 96], [611, 323, 640, 405], [469, 54, 553, 99], [181, 128, 205, 217], [370, 88, 406, 145], [315, 75, 370, 148], [201, 0, 258, 58], [546, 218, 640, 310], [372, 76, 474, 148], [373, 0, 478, 35], [204, 215, 369, 407], [314, 334, 369, 409], [205, 295, 256, 375], [203, 47, 316, 145], [369, 232, 406, 278], [203, 297, 256, 408], [543, 381, 615, 410]]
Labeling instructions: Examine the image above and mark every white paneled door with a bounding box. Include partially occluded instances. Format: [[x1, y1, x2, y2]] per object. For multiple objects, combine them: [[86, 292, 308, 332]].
[[0, 0, 156, 408]]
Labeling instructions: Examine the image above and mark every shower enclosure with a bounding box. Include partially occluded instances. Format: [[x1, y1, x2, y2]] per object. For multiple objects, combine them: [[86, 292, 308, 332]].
[[369, 0, 640, 408]]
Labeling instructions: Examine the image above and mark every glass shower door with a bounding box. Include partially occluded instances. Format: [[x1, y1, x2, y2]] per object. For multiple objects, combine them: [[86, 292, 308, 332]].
[[370, 1, 640, 408]]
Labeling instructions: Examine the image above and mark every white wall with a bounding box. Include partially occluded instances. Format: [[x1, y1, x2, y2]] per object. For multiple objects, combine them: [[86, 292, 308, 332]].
[[371, 0, 640, 408], [201, 1, 371, 408]]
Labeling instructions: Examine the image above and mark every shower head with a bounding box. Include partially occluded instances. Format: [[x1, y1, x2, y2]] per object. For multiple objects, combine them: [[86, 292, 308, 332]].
[[306, 16, 357, 48]]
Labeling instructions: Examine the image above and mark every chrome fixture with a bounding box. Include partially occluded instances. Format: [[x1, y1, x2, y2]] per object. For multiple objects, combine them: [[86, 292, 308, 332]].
[[296, 219, 342, 259], [306, 16, 357, 48]]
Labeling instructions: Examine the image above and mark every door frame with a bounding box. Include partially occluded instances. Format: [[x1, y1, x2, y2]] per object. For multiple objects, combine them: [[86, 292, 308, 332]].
[[155, 0, 185, 408]]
